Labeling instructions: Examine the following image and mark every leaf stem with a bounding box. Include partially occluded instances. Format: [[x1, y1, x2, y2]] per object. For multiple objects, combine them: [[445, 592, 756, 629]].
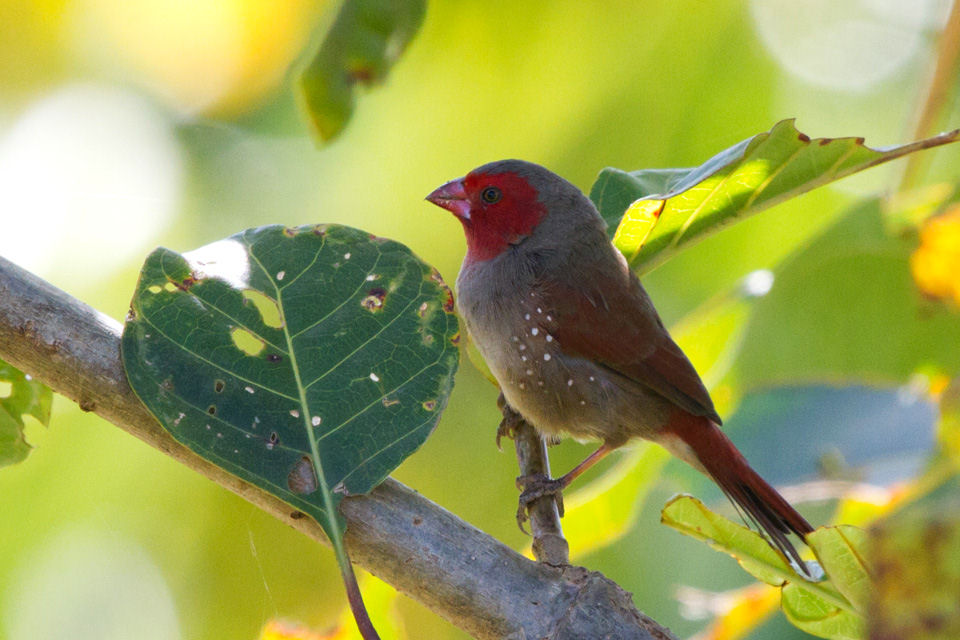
[[899, 0, 960, 192]]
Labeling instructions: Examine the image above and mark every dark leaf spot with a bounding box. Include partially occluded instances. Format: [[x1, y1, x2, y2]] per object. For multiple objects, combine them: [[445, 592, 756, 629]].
[[283, 227, 299, 237], [126, 308, 137, 321], [266, 353, 282, 363], [361, 288, 386, 312], [287, 456, 318, 495], [312, 225, 326, 236], [214, 379, 225, 393], [413, 517, 422, 526], [798, 133, 810, 143], [450, 331, 461, 346], [290, 511, 305, 520], [266, 431, 279, 450], [422, 399, 437, 411], [174, 274, 199, 291], [207, 405, 217, 416]]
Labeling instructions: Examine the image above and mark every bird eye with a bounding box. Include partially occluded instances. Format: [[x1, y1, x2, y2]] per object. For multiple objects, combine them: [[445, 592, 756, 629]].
[[480, 186, 502, 204]]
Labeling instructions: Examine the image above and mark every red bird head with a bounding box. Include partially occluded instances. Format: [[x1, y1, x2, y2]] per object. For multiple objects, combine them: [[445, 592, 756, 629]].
[[426, 160, 602, 264]]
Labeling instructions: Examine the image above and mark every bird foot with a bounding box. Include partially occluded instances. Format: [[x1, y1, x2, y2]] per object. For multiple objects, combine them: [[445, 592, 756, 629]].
[[496, 403, 524, 450], [515, 473, 565, 532]]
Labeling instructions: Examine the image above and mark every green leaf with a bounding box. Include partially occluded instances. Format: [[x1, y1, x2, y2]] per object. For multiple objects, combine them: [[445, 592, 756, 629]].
[[0, 358, 52, 468], [121, 224, 459, 626], [735, 198, 960, 389], [589, 120, 960, 274], [299, 0, 426, 142], [781, 581, 864, 640], [662, 496, 867, 639], [807, 526, 871, 614], [661, 494, 797, 586]]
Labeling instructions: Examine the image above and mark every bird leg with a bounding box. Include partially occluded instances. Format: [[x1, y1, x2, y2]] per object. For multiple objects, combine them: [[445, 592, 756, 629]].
[[496, 392, 524, 450], [515, 442, 615, 529]]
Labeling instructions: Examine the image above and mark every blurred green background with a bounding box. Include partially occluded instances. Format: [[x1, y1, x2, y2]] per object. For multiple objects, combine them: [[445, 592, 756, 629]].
[[1, 1, 958, 638]]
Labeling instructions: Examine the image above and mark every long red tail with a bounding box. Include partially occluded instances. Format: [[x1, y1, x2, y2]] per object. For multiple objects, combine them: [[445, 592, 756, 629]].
[[663, 411, 813, 570]]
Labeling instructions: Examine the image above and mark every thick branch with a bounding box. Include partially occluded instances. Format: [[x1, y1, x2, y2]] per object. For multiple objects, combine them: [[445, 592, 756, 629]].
[[0, 256, 674, 640]]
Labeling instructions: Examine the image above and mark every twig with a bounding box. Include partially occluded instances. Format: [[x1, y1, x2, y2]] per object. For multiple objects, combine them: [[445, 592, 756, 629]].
[[498, 395, 569, 566], [0, 255, 674, 640]]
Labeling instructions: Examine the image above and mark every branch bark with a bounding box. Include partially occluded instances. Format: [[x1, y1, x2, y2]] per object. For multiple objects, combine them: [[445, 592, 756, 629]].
[[0, 255, 675, 640]]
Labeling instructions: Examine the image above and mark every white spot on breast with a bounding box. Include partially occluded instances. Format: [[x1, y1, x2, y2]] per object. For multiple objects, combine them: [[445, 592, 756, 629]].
[[519, 344, 527, 351], [545, 334, 553, 342], [546, 315, 552, 321], [524, 313, 531, 320], [536, 307, 542, 313], [511, 336, 519, 342], [531, 328, 539, 336], [580, 400, 586, 405], [369, 372, 380, 382], [589, 376, 595, 382], [519, 382, 526, 389], [526, 369, 533, 375], [521, 355, 528, 362], [543, 354, 551, 361], [567, 379, 573, 387]]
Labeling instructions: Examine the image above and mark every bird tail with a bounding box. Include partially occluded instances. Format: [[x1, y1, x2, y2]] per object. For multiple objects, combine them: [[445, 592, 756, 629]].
[[661, 411, 814, 572]]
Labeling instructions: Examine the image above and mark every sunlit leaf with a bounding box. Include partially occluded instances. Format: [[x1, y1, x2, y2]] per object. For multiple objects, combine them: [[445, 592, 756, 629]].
[[589, 120, 960, 274], [663, 496, 867, 640], [122, 224, 459, 632], [299, 0, 426, 142], [781, 581, 864, 640], [869, 474, 960, 640], [661, 494, 797, 586], [806, 526, 870, 613], [0, 358, 52, 468]]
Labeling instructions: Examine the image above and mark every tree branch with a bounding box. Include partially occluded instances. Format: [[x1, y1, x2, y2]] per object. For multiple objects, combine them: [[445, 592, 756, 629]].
[[0, 255, 675, 640]]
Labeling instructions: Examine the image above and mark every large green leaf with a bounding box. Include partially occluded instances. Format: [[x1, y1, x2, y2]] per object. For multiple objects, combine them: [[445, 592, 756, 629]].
[[299, 0, 426, 142], [589, 120, 960, 274], [734, 198, 960, 389], [121, 224, 459, 631], [0, 358, 52, 468], [662, 496, 866, 640]]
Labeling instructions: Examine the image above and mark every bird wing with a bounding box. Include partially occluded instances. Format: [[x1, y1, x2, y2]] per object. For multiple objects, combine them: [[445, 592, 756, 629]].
[[542, 266, 721, 424]]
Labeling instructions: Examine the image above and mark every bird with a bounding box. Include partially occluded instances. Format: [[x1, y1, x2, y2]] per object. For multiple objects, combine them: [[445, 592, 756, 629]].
[[426, 159, 814, 570]]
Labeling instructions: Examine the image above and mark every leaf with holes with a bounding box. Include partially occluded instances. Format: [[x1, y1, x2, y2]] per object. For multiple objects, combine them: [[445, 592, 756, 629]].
[[589, 120, 960, 274], [121, 224, 459, 634], [0, 358, 52, 467], [299, 0, 426, 142]]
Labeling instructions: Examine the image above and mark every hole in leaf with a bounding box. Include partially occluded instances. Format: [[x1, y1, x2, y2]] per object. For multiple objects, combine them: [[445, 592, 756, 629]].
[[422, 399, 437, 411], [214, 380, 225, 393], [242, 290, 283, 328], [147, 285, 163, 294], [266, 432, 279, 450], [230, 327, 265, 356], [361, 288, 386, 312], [287, 456, 318, 495]]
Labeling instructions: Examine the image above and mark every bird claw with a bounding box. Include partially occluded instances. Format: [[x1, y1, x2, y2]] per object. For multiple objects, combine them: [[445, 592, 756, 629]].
[[496, 403, 524, 450], [514, 473, 565, 533]]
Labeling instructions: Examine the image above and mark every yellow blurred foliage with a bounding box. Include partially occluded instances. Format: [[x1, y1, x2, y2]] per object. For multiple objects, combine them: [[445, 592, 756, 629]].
[[911, 204, 960, 306], [687, 584, 780, 640], [74, 0, 326, 115], [260, 619, 332, 640]]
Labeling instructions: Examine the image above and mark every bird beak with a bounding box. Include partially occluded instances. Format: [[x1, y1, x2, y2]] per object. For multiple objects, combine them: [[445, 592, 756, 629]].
[[426, 178, 471, 221]]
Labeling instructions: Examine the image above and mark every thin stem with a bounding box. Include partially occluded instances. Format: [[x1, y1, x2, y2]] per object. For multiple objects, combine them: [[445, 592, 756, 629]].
[[899, 0, 960, 192]]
